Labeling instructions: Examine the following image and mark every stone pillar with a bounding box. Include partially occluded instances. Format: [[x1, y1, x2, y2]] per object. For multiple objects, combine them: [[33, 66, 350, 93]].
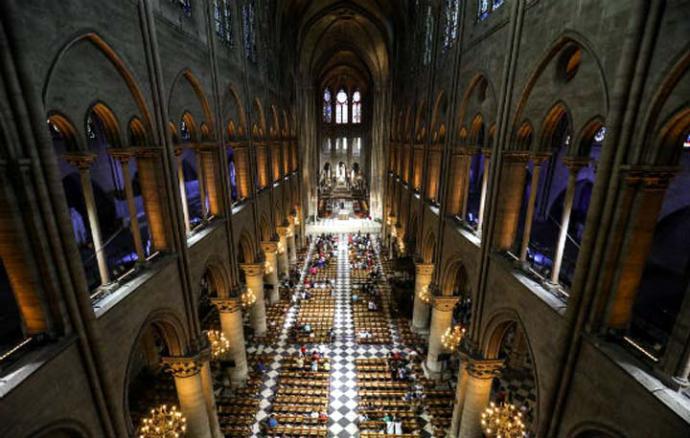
[[458, 358, 504, 438], [447, 149, 471, 217], [176, 147, 191, 234], [461, 150, 474, 220], [477, 149, 492, 232], [550, 157, 588, 285], [261, 241, 280, 304], [519, 154, 550, 263], [448, 364, 469, 438], [241, 263, 266, 336], [426, 296, 459, 377], [234, 145, 251, 200], [199, 350, 223, 438], [200, 147, 221, 217], [212, 298, 248, 385], [493, 151, 529, 252], [64, 153, 109, 286], [195, 147, 208, 219], [412, 263, 434, 332], [110, 150, 145, 262], [605, 168, 674, 330], [287, 224, 297, 265], [276, 226, 290, 278], [164, 355, 213, 438]]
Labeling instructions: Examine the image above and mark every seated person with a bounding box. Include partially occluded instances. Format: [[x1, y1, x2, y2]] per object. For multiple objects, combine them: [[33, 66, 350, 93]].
[[267, 414, 279, 429]]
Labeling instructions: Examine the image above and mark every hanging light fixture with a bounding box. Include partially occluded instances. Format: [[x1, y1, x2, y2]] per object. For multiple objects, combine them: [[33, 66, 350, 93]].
[[206, 330, 230, 359], [481, 401, 526, 438], [241, 287, 256, 308], [264, 259, 274, 275], [137, 404, 187, 438], [441, 324, 466, 352]]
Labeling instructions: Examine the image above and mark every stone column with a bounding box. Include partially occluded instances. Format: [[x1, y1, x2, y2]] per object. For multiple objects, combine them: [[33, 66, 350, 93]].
[[135, 148, 170, 252], [412, 263, 434, 332], [212, 298, 248, 385], [287, 223, 297, 265], [200, 147, 221, 217], [519, 153, 550, 264], [195, 147, 208, 220], [64, 153, 109, 286], [448, 364, 469, 438], [199, 350, 223, 438], [477, 149, 492, 232], [550, 157, 588, 285], [605, 168, 675, 330], [110, 150, 145, 262], [458, 358, 504, 438], [241, 263, 266, 336], [276, 226, 290, 278], [461, 149, 474, 221], [175, 147, 191, 234], [426, 296, 459, 377], [261, 241, 280, 304], [163, 356, 213, 438], [493, 151, 529, 252]]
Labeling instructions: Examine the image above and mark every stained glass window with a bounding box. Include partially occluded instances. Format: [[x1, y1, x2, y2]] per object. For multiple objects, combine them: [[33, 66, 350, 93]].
[[423, 6, 434, 65], [180, 120, 191, 142], [214, 0, 233, 46], [493, 0, 505, 9], [594, 127, 607, 143], [242, 0, 257, 62], [336, 90, 348, 124], [323, 88, 333, 123], [352, 91, 362, 124], [353, 137, 362, 157], [683, 133, 690, 149], [478, 0, 490, 20], [443, 0, 460, 50], [173, 0, 192, 17]]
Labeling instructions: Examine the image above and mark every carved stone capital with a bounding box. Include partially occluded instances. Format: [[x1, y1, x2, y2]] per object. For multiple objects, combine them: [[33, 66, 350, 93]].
[[132, 146, 162, 159], [530, 152, 551, 165], [620, 165, 678, 191], [432, 295, 459, 312], [481, 148, 493, 159], [261, 241, 279, 254], [212, 298, 242, 313], [276, 226, 290, 237], [163, 355, 203, 378], [502, 150, 530, 163], [562, 156, 591, 173], [465, 357, 504, 379], [63, 152, 97, 169], [415, 263, 435, 277], [240, 262, 264, 277], [107, 148, 136, 162]]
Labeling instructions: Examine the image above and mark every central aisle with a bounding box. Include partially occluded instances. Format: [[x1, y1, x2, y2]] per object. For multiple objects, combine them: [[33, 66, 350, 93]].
[[249, 232, 437, 437]]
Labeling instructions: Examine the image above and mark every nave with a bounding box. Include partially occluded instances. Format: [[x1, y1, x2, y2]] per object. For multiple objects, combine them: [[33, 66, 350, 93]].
[[212, 232, 456, 437]]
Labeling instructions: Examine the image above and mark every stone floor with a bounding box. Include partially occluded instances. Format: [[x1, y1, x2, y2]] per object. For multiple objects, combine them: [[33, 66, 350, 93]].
[[247, 233, 436, 437]]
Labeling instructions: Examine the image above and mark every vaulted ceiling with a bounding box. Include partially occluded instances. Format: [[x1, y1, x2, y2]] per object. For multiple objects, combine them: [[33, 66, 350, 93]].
[[278, 0, 406, 90]]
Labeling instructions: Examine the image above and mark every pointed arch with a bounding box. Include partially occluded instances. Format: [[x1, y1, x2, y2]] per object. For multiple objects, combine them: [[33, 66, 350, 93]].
[[168, 69, 214, 133]]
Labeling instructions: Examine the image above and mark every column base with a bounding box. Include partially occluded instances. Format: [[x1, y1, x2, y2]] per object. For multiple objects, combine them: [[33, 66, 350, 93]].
[[422, 359, 445, 381]]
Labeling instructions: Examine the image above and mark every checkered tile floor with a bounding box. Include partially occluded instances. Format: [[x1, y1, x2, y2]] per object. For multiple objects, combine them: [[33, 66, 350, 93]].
[[247, 233, 435, 437]]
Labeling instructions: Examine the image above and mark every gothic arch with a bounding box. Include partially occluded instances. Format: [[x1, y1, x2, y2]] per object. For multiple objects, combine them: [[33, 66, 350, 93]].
[[222, 84, 247, 138], [30, 420, 90, 438], [200, 255, 232, 299], [420, 228, 436, 263], [440, 257, 470, 296], [43, 32, 154, 139], [237, 229, 256, 263], [252, 98, 267, 138], [457, 73, 498, 133], [168, 69, 214, 133]]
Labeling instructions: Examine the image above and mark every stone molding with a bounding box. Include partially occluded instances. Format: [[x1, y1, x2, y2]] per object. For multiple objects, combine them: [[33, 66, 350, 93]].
[[163, 355, 203, 378], [465, 357, 504, 379], [240, 262, 264, 277], [432, 295, 459, 312], [415, 263, 434, 277], [212, 298, 242, 313]]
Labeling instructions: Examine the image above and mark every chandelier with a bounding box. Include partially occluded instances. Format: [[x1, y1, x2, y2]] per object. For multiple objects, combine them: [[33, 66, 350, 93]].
[[137, 404, 187, 438], [206, 330, 230, 359], [481, 401, 526, 438], [241, 287, 256, 308], [441, 324, 466, 352], [418, 285, 432, 304], [264, 259, 273, 275], [277, 241, 285, 254]]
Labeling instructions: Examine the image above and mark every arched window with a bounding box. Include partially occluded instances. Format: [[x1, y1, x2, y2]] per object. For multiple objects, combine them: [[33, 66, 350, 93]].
[[352, 91, 362, 124], [479, 0, 504, 21], [443, 0, 460, 50], [336, 89, 349, 124], [242, 0, 257, 62], [213, 0, 233, 46], [173, 0, 192, 17], [323, 88, 333, 123], [423, 6, 434, 66]]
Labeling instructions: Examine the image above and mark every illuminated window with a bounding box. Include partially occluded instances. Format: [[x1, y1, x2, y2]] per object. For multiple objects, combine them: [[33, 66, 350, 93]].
[[684, 133, 690, 149], [423, 6, 434, 65], [353, 137, 362, 157], [443, 0, 460, 50], [323, 89, 333, 123], [479, 0, 504, 21], [336, 89, 348, 124], [242, 0, 257, 62], [173, 0, 192, 17], [352, 91, 362, 124]]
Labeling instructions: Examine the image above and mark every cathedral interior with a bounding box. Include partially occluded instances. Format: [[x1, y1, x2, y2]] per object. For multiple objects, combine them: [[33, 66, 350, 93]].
[[0, 1, 689, 437]]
